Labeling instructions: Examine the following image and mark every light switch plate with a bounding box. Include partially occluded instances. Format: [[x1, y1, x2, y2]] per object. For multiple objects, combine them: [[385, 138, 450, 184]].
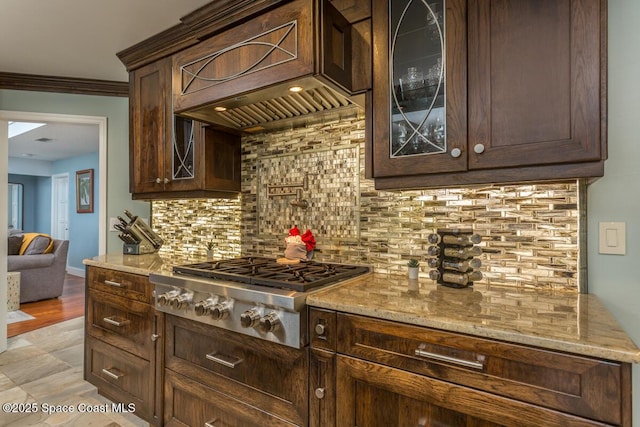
[[599, 222, 626, 255]]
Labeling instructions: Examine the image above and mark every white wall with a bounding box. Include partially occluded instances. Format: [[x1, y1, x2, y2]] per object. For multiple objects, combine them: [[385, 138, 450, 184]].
[[588, 1, 640, 425]]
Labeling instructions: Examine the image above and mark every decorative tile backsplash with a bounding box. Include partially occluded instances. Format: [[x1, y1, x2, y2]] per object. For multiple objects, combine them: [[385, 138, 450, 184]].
[[152, 114, 582, 291]]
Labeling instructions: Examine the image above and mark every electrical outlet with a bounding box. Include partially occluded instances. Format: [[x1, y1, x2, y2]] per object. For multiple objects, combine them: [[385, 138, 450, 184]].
[[109, 217, 119, 232]]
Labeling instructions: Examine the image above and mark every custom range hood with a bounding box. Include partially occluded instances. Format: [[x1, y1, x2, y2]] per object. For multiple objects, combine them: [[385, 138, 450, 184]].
[[171, 0, 370, 133]]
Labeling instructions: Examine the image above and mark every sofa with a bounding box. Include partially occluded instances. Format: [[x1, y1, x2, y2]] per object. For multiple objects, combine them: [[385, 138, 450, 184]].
[[7, 229, 69, 303]]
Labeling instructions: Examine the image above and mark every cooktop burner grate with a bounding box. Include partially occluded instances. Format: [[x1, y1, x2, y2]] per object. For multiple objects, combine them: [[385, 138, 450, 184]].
[[172, 256, 370, 292]]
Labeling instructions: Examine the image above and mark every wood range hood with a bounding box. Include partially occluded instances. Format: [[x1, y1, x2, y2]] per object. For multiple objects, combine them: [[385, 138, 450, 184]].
[[169, 0, 371, 134]]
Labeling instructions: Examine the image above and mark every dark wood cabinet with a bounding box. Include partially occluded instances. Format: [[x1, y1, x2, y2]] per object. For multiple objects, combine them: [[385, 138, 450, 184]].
[[370, 0, 607, 189], [164, 315, 308, 426], [130, 57, 241, 200], [309, 308, 631, 427], [84, 266, 163, 426]]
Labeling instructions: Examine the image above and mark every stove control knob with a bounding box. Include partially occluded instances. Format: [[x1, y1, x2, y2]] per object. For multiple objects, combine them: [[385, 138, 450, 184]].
[[194, 299, 214, 316], [260, 312, 281, 333], [240, 309, 261, 328], [170, 293, 192, 310], [157, 291, 177, 306], [211, 301, 231, 320]]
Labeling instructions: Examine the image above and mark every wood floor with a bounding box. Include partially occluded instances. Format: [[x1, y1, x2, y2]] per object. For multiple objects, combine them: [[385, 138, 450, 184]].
[[7, 274, 85, 337]]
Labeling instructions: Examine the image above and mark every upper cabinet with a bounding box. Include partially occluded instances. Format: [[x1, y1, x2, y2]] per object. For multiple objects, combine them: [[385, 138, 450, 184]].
[[130, 58, 240, 200], [369, 0, 607, 189]]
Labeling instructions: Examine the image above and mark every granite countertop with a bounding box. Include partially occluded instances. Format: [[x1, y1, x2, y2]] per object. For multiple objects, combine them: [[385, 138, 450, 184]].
[[307, 273, 640, 364], [83, 253, 173, 276], [84, 254, 640, 364]]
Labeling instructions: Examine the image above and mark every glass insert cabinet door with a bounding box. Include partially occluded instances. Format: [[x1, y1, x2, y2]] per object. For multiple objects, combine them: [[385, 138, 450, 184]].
[[391, 0, 445, 158], [173, 116, 196, 180], [372, 0, 466, 178]]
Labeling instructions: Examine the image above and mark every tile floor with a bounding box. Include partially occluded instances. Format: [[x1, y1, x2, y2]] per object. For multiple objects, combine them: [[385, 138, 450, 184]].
[[0, 317, 149, 426]]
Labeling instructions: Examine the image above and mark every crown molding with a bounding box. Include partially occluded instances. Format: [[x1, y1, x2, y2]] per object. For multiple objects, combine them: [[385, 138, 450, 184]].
[[0, 72, 128, 97]]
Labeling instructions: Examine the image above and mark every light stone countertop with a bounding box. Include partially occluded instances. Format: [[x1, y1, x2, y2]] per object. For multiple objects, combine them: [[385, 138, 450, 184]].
[[83, 254, 640, 364], [307, 273, 640, 364], [83, 253, 175, 276]]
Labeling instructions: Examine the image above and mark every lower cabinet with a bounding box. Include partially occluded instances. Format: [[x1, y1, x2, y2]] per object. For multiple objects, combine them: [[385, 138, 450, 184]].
[[309, 309, 632, 427], [84, 266, 163, 426], [163, 315, 308, 427], [164, 370, 298, 427]]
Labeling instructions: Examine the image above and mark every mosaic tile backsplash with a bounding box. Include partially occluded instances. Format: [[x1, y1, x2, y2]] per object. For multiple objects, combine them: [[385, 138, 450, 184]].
[[152, 114, 582, 291]]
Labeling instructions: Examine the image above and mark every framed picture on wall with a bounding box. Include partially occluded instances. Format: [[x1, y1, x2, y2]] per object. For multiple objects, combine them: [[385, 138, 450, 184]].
[[76, 169, 94, 213]]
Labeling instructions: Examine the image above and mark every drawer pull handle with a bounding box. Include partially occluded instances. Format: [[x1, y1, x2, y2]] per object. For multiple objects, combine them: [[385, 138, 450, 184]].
[[101, 368, 124, 380], [205, 352, 243, 369], [103, 316, 130, 327], [104, 280, 126, 288], [414, 349, 484, 370]]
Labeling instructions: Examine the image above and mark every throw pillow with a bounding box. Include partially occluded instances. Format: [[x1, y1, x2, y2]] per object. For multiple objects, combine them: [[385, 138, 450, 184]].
[[8, 235, 23, 255], [19, 233, 54, 255]]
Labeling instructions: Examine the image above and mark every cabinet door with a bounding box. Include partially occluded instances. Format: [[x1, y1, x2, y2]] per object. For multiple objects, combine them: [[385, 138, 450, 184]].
[[310, 348, 336, 427], [130, 58, 171, 194], [164, 116, 201, 192], [202, 125, 241, 192], [336, 355, 608, 427], [467, 0, 604, 170], [372, 0, 467, 177]]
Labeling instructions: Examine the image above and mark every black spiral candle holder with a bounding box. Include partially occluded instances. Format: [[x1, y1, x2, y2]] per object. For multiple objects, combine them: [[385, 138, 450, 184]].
[[427, 228, 483, 289]]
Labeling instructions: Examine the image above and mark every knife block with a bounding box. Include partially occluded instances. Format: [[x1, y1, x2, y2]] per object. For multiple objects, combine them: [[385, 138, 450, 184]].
[[123, 242, 157, 255]]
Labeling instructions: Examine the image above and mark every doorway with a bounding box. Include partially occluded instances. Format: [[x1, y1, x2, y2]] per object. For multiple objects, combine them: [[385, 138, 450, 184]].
[[51, 173, 70, 240], [0, 111, 107, 353]]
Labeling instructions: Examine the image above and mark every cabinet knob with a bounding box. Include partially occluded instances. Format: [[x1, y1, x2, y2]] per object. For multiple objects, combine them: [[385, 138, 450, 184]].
[[314, 323, 326, 336], [155, 177, 162, 184], [314, 387, 326, 399], [474, 143, 485, 154], [151, 334, 160, 342], [450, 148, 462, 158], [164, 177, 170, 184]]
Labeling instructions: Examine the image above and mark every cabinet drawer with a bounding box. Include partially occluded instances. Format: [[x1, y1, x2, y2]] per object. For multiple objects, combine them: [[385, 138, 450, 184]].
[[165, 315, 308, 426], [337, 313, 626, 425], [87, 266, 152, 303], [337, 355, 609, 427], [164, 370, 297, 427], [310, 307, 337, 352], [85, 336, 152, 422], [87, 289, 153, 359]]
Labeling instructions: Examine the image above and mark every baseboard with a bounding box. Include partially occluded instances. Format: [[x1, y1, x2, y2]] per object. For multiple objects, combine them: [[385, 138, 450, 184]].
[[66, 266, 85, 278]]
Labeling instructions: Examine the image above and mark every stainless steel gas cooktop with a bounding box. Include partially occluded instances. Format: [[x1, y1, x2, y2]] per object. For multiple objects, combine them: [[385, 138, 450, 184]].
[[172, 256, 371, 292]]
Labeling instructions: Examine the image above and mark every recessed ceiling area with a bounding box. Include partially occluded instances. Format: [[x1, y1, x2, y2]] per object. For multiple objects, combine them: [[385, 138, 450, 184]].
[[8, 122, 99, 162]]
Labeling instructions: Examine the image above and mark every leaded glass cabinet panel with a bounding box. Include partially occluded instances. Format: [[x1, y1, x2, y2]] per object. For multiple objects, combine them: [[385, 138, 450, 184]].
[[391, 0, 445, 158], [371, 0, 467, 179], [173, 116, 196, 180]]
